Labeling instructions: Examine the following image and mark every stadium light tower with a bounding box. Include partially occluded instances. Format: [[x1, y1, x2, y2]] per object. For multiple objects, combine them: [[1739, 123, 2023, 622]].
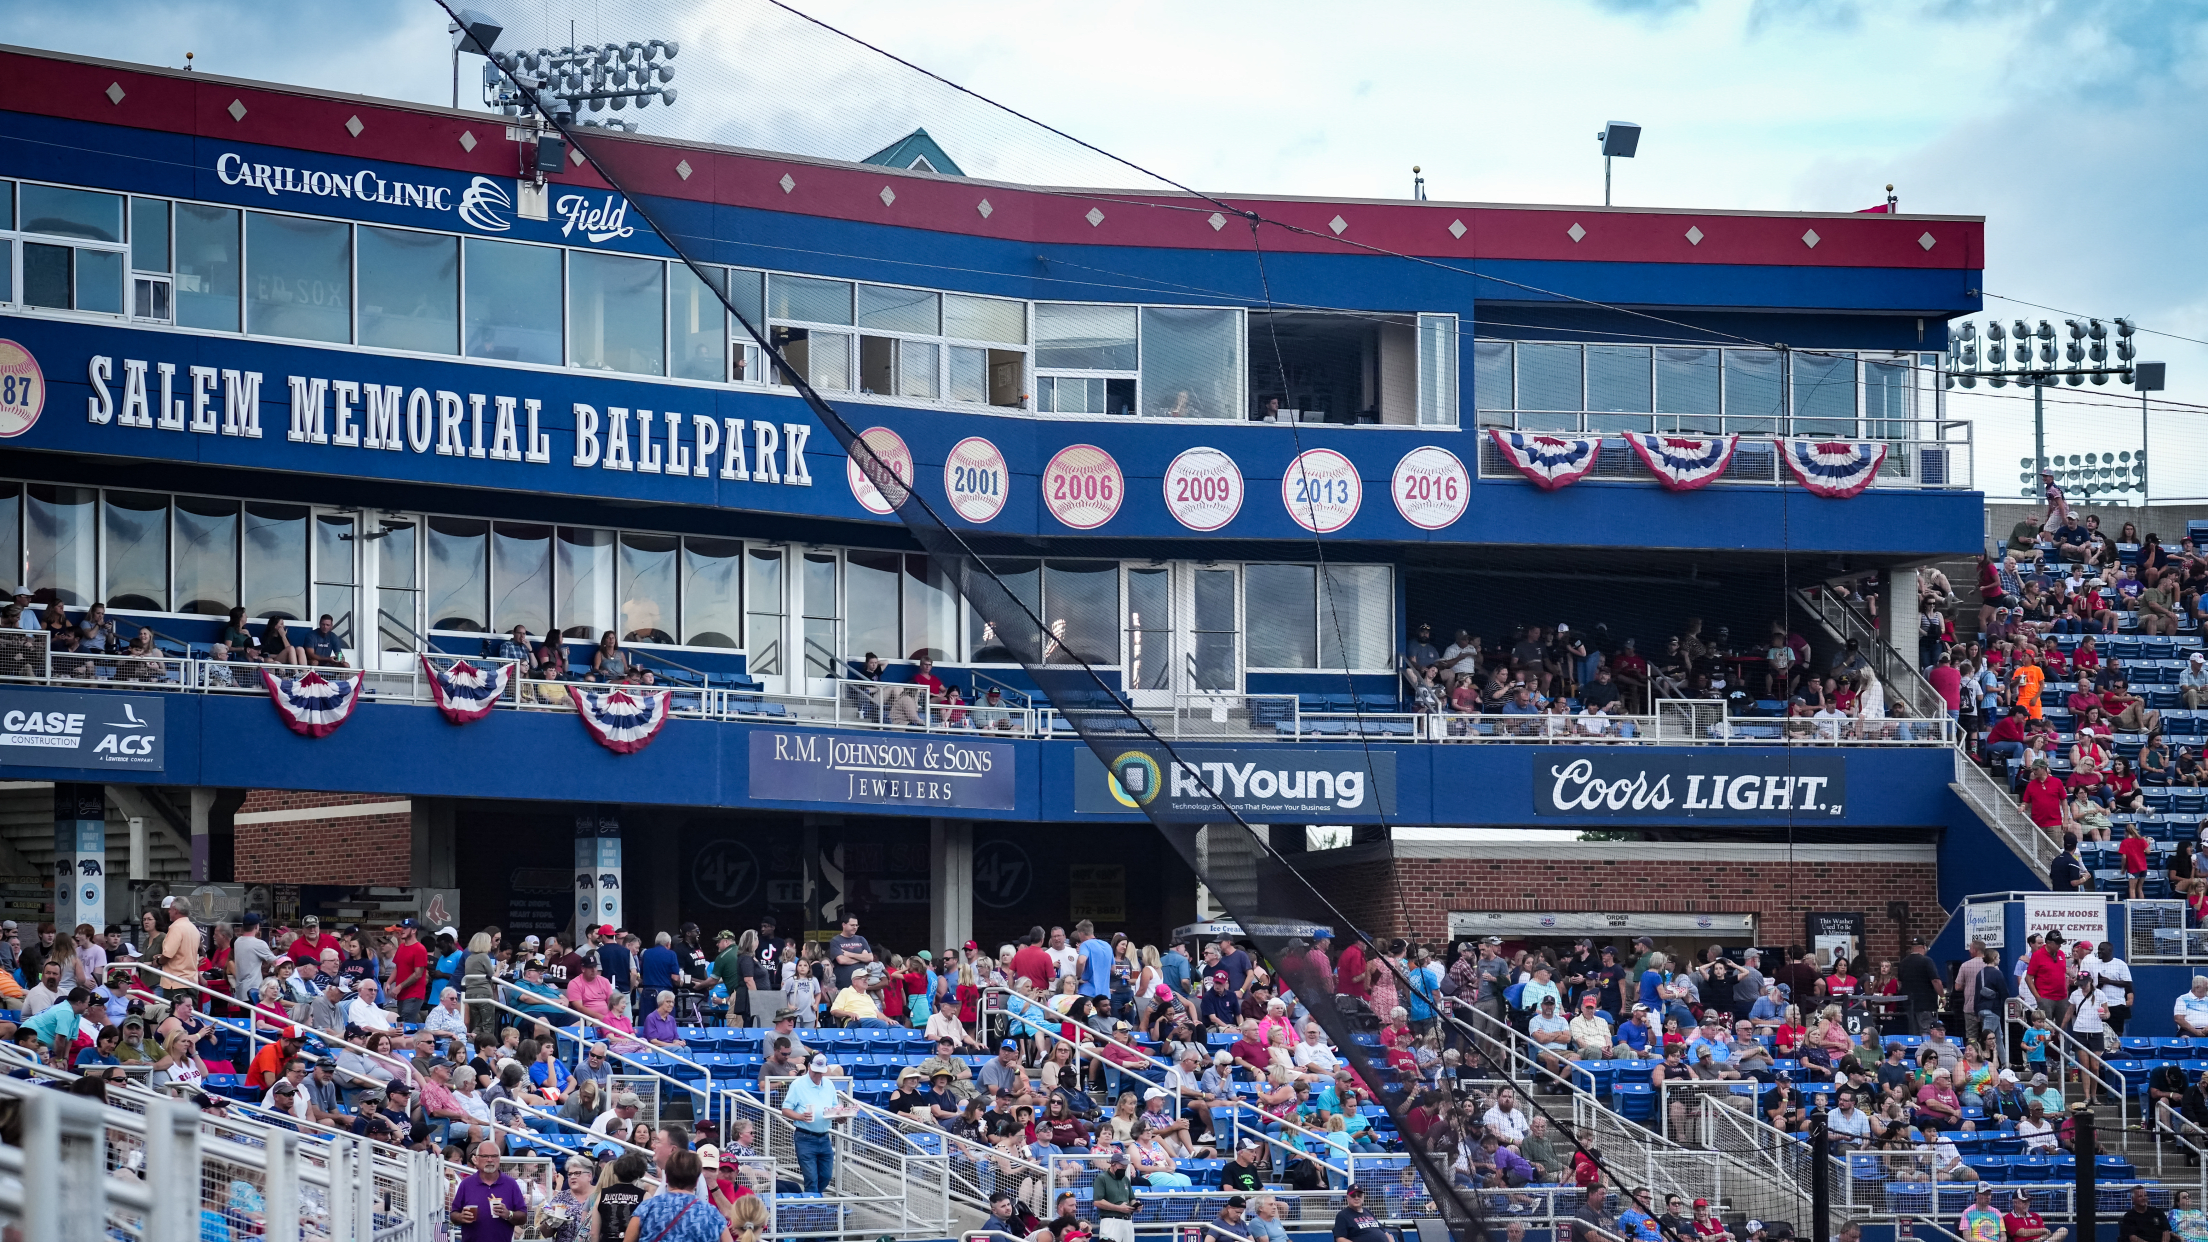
[[448, 8, 502, 110], [1947, 316, 2167, 501], [1597, 122, 1640, 207], [486, 39, 681, 135]]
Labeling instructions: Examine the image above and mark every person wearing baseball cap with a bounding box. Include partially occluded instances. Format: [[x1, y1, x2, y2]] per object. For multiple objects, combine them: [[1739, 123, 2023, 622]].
[[1201, 971, 1239, 1030], [1960, 1183, 2003, 1240], [780, 1052, 842, 1192], [1334, 1184, 1387, 1242]]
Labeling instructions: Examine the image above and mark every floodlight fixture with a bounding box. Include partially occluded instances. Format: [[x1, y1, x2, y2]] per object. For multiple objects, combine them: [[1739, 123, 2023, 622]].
[[1596, 122, 1641, 206]]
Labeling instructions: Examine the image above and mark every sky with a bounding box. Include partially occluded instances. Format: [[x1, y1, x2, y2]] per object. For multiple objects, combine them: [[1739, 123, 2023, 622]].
[[15, 0, 2208, 502]]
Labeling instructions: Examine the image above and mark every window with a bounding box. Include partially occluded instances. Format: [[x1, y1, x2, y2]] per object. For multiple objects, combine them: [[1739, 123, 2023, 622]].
[[1318, 564, 1392, 670], [555, 526, 615, 640], [726, 268, 765, 383], [1042, 560, 1117, 665], [801, 551, 839, 674], [358, 227, 458, 354], [746, 547, 784, 675], [0, 182, 13, 305], [904, 554, 957, 662], [21, 182, 125, 311], [1515, 343, 1582, 415], [1190, 567, 1238, 690], [375, 518, 419, 653], [618, 532, 677, 643], [25, 484, 96, 607], [682, 537, 743, 649], [1792, 351, 1856, 436], [241, 502, 308, 620], [172, 496, 240, 615], [1866, 357, 1914, 440], [570, 251, 665, 375], [464, 237, 562, 365], [1125, 565, 1171, 691], [967, 559, 1038, 663], [1586, 346, 1652, 415], [130, 198, 172, 323], [1723, 349, 1785, 432], [246, 211, 350, 342], [103, 491, 169, 612], [670, 264, 726, 382], [315, 514, 357, 646], [774, 327, 851, 391], [20, 184, 121, 242], [1140, 306, 1241, 419], [175, 203, 241, 332], [945, 294, 1025, 345], [425, 516, 490, 631], [1473, 340, 1512, 416], [857, 284, 939, 335], [490, 523, 553, 638], [1037, 303, 1137, 416], [1245, 563, 1317, 669], [846, 549, 900, 661], [1655, 347, 1721, 431], [771, 274, 853, 325], [1417, 313, 1459, 427]]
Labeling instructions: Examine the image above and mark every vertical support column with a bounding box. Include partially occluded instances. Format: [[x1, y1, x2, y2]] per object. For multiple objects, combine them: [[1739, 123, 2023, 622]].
[[928, 819, 973, 955], [53, 783, 105, 937], [128, 815, 148, 882], [575, 807, 622, 940], [144, 1092, 202, 1242], [187, 787, 216, 884], [1889, 568, 1923, 671], [573, 812, 598, 943]]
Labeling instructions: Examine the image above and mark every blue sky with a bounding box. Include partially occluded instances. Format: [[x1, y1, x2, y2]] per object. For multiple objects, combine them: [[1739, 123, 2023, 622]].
[[15, 0, 2208, 501]]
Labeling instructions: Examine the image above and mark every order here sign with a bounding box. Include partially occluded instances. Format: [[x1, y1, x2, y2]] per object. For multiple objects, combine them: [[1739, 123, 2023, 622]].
[[2022, 894, 2110, 948]]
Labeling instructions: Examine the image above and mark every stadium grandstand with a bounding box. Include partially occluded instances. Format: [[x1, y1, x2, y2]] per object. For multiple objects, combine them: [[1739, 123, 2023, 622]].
[[0, 6, 2204, 1242]]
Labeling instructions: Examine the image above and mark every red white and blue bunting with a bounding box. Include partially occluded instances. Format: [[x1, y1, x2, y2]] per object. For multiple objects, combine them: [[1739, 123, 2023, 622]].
[[262, 669, 365, 738], [1776, 438, 1889, 499], [569, 685, 672, 754], [1487, 430, 1602, 491], [420, 656, 511, 725], [1623, 433, 1739, 492]]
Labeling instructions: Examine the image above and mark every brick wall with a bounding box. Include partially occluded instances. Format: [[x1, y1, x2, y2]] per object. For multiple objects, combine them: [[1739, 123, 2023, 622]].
[[233, 790, 412, 886], [1316, 850, 1942, 958]]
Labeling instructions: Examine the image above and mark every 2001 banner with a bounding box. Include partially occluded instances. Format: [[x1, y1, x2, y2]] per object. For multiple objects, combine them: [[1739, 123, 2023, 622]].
[[1531, 750, 1846, 818]]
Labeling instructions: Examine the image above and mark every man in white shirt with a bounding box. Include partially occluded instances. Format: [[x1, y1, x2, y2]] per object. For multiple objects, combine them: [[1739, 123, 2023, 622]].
[[1045, 927, 1079, 980], [1813, 705, 1850, 739], [2174, 976, 2208, 1038], [347, 977, 395, 1033], [1293, 1023, 1339, 1074], [590, 1091, 644, 1138], [1482, 1086, 1531, 1146], [2017, 1099, 2058, 1152], [1827, 1091, 1871, 1148], [22, 962, 62, 1017], [2086, 942, 2135, 1036], [1528, 995, 1574, 1078]]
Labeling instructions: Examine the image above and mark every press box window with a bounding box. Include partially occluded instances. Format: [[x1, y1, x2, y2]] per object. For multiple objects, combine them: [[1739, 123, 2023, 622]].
[[18, 184, 125, 316], [130, 197, 172, 324], [0, 180, 13, 305]]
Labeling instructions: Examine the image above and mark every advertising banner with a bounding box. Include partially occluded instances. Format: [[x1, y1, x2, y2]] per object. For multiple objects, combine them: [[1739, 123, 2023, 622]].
[[749, 731, 1017, 811], [2022, 894, 2109, 948], [1530, 750, 1845, 818], [1073, 746, 1395, 820], [0, 690, 164, 770]]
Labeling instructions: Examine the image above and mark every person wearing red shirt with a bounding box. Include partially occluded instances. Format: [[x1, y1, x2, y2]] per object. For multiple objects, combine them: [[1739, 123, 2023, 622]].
[[911, 658, 947, 703], [2019, 761, 2069, 832], [2073, 638, 2102, 677], [2065, 674, 2102, 718], [1985, 707, 2032, 765], [1611, 639, 1650, 714], [2001, 1189, 2065, 1242], [1334, 939, 1368, 1001], [2026, 933, 2072, 1025], [1009, 930, 1055, 991], [2119, 824, 2152, 900], [286, 916, 340, 965], [1928, 654, 1962, 719]]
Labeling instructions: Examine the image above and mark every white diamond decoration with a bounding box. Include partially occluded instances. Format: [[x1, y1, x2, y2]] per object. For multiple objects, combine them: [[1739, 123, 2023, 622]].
[[345, 115, 365, 138], [105, 82, 125, 105], [977, 199, 993, 219], [1685, 226, 1705, 246], [569, 147, 586, 166], [1566, 222, 1586, 243], [675, 159, 693, 181], [1919, 232, 1937, 251], [1085, 207, 1105, 227], [1209, 212, 1227, 231], [458, 130, 477, 152], [227, 98, 247, 122], [1448, 219, 1466, 240], [1801, 228, 1820, 249], [779, 173, 796, 194], [1329, 215, 1348, 235], [879, 186, 896, 206]]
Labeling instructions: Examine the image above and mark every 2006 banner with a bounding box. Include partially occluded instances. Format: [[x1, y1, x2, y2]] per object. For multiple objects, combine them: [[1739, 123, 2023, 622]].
[[1531, 749, 1847, 818]]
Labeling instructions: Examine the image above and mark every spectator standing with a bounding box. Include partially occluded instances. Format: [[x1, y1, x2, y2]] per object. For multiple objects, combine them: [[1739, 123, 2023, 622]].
[[623, 1150, 728, 1242], [781, 1054, 844, 1193], [1897, 940, 1943, 1036], [389, 920, 431, 1024], [230, 913, 278, 1006], [448, 1141, 527, 1242], [1077, 922, 1114, 1015], [828, 915, 874, 991]]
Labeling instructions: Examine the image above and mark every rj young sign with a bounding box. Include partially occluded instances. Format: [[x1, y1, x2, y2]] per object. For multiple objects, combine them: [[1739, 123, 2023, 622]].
[[1531, 751, 1846, 818]]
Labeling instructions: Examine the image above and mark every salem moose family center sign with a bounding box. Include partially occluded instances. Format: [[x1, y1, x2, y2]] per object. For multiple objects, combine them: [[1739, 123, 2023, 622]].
[[1531, 751, 1846, 818]]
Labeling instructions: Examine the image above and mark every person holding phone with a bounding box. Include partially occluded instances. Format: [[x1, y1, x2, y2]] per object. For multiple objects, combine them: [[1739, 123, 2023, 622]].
[[450, 1140, 527, 1242]]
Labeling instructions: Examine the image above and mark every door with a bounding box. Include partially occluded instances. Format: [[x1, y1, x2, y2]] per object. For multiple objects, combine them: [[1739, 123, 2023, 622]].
[[1184, 565, 1241, 698], [312, 510, 359, 664], [367, 512, 421, 671], [801, 550, 841, 698], [1124, 565, 1173, 708]]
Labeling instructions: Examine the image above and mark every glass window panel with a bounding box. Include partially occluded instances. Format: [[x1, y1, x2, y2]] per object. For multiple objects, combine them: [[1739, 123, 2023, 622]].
[[947, 346, 988, 404], [0, 181, 12, 229], [1723, 349, 1786, 431], [0, 483, 18, 590], [23, 244, 69, 310], [856, 284, 939, 335], [801, 551, 839, 675], [0, 238, 11, 307], [130, 198, 170, 272], [378, 518, 418, 591], [899, 340, 939, 399], [859, 335, 896, 396], [424, 516, 488, 631], [1036, 303, 1138, 370], [1418, 313, 1459, 426], [374, 519, 419, 652], [1514, 343, 1583, 413], [1793, 350, 1857, 435], [1244, 563, 1316, 669], [175, 203, 241, 332], [967, 558, 1038, 663], [241, 502, 308, 620], [745, 547, 784, 675], [357, 227, 458, 354], [570, 251, 664, 375], [25, 484, 97, 608], [490, 523, 552, 638], [1866, 358, 1914, 438], [555, 526, 615, 640], [944, 293, 1026, 344], [463, 237, 562, 364], [103, 491, 168, 611], [74, 248, 123, 315], [1586, 346, 1652, 413], [1139, 306, 1242, 419], [1655, 346, 1722, 428], [845, 550, 900, 662], [671, 263, 726, 382], [617, 532, 677, 643], [726, 268, 765, 331], [245, 212, 350, 342], [19, 184, 122, 242], [681, 537, 743, 649], [315, 514, 356, 585], [171, 496, 238, 616], [1042, 560, 1117, 665], [770, 328, 851, 392], [1125, 565, 1172, 691], [768, 274, 852, 325], [1191, 568, 1238, 692], [903, 554, 957, 662], [1319, 564, 1392, 671]]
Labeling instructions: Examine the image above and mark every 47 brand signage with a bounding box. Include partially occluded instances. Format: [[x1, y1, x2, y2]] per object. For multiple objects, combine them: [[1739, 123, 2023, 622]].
[[1532, 750, 1845, 818]]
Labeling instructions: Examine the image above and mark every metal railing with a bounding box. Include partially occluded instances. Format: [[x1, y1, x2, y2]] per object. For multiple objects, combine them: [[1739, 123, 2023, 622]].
[[1475, 422, 1975, 491]]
